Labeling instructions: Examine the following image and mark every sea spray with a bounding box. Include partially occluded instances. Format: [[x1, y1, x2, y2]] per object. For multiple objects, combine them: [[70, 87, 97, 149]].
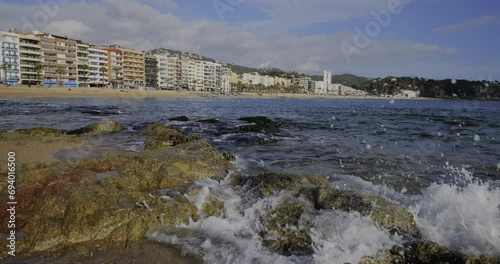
[[410, 166, 500, 256]]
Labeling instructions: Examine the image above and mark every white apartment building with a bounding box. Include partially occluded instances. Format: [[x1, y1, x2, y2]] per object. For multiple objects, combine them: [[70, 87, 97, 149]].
[[0, 30, 20, 85], [315, 81, 324, 94], [220, 66, 232, 93], [193, 60, 205, 91], [155, 53, 168, 88], [321, 70, 332, 95], [242, 72, 262, 86], [76, 41, 90, 87], [202, 61, 221, 91], [88, 47, 108, 86]]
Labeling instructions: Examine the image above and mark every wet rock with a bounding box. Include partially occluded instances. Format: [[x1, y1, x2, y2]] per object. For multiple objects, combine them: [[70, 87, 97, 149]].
[[169, 116, 190, 122], [222, 151, 236, 161], [259, 196, 315, 256], [241, 173, 419, 240], [141, 124, 201, 151], [67, 120, 124, 135], [15, 127, 63, 136], [238, 116, 281, 134], [198, 119, 219, 124], [185, 185, 225, 218], [241, 172, 330, 198], [0, 133, 233, 259], [315, 187, 420, 238], [360, 241, 500, 264]]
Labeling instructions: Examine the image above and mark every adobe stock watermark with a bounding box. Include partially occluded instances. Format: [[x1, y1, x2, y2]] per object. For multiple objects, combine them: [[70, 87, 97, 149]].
[[213, 0, 243, 21], [341, 0, 404, 63], [21, 0, 69, 32]]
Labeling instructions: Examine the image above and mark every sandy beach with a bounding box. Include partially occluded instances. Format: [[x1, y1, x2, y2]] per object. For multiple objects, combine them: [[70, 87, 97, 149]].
[[0, 85, 423, 100]]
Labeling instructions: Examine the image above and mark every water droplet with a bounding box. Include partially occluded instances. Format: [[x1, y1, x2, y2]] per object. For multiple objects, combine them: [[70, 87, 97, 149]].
[[437, 132, 442, 136], [389, 99, 395, 105], [457, 133, 461, 136], [366, 144, 372, 150], [497, 162, 500, 169], [474, 134, 481, 142], [331, 116, 336, 120], [451, 79, 457, 84]]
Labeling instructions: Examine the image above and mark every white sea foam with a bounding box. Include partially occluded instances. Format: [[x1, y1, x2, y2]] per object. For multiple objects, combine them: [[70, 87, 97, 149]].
[[410, 167, 500, 256], [311, 211, 401, 264]]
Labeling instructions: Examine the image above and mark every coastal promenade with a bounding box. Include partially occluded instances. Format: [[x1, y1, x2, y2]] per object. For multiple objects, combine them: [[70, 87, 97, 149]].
[[0, 85, 424, 100]]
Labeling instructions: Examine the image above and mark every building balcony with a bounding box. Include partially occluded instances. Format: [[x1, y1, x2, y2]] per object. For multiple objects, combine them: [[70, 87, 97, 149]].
[[1, 47, 18, 51], [19, 42, 41, 49]]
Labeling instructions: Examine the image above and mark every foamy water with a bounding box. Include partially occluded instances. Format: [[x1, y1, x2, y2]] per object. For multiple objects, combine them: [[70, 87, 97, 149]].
[[145, 162, 500, 263]]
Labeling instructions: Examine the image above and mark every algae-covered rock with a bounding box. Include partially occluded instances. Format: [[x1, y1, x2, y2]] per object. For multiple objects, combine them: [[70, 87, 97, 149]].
[[0, 129, 233, 259], [68, 120, 124, 135], [222, 151, 236, 161], [169, 116, 190, 122], [141, 124, 201, 151], [185, 185, 225, 218], [242, 172, 330, 198], [259, 196, 315, 256], [361, 241, 500, 264], [241, 173, 419, 243], [315, 187, 420, 238], [238, 116, 281, 134], [15, 127, 63, 136]]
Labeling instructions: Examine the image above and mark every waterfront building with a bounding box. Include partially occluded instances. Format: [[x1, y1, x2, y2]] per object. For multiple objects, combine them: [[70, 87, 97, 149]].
[[17, 32, 41, 85], [322, 70, 332, 95], [167, 56, 182, 89], [88, 46, 108, 87], [38, 33, 77, 87], [145, 55, 158, 89], [0, 30, 20, 85], [76, 41, 90, 87], [102, 47, 123, 87]]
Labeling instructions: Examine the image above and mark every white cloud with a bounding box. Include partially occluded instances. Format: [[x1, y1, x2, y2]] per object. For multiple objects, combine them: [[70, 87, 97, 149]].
[[433, 15, 498, 33], [43, 19, 93, 39], [0, 0, 481, 79], [144, 0, 177, 9], [240, 0, 412, 33]]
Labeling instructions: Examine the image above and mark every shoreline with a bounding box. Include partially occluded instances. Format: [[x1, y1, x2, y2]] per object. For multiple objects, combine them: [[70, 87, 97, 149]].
[[0, 85, 434, 100]]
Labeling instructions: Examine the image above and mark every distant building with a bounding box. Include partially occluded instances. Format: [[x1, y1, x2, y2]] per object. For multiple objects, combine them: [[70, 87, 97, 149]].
[[400, 90, 419, 98], [0, 30, 21, 85], [38, 33, 77, 87], [17, 31, 41, 85], [88, 46, 108, 87], [315, 81, 324, 94], [145, 55, 158, 88], [102, 47, 123, 86], [323, 70, 332, 94], [76, 41, 90, 87]]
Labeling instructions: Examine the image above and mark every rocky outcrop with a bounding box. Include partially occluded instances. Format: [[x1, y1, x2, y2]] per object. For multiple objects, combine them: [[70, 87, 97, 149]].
[[0, 124, 233, 260], [360, 241, 500, 264], [259, 196, 315, 256], [239, 173, 420, 254], [142, 124, 201, 151], [15, 127, 63, 136], [169, 116, 190, 122], [238, 116, 281, 134], [67, 120, 124, 135]]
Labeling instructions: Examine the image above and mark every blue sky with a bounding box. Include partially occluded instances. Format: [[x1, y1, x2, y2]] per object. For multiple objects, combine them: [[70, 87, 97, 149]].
[[0, 0, 499, 80]]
